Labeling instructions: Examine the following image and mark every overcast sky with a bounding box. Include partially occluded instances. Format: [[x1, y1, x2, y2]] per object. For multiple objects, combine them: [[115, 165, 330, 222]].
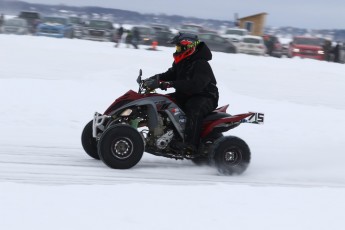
[[20, 0, 345, 29]]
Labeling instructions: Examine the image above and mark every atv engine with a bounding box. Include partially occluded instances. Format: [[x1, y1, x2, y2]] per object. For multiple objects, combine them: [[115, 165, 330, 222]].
[[147, 113, 175, 149], [156, 130, 174, 149]]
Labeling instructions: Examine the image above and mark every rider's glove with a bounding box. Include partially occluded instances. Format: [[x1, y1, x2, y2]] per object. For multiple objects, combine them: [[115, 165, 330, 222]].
[[159, 81, 173, 90], [144, 75, 160, 90], [149, 74, 160, 80]]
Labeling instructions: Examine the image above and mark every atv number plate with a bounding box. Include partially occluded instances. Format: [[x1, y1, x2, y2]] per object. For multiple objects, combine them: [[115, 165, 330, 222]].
[[246, 112, 264, 124]]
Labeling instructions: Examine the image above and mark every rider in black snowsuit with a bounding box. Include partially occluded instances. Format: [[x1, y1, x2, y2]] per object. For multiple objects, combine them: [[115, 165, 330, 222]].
[[148, 33, 219, 154]]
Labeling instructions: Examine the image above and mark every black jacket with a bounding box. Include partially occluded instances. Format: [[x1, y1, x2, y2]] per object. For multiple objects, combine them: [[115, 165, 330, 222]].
[[159, 42, 219, 102]]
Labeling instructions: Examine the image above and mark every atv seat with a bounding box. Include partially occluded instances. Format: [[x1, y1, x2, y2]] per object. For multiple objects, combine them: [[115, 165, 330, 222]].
[[203, 111, 232, 122], [203, 104, 231, 122]]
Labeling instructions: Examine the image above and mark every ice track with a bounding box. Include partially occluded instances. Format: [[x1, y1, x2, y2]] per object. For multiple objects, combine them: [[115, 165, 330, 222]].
[[1, 144, 343, 189]]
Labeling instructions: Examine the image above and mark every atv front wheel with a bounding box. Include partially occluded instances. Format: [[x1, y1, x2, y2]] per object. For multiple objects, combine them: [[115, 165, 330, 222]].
[[98, 124, 144, 169], [212, 136, 251, 175], [81, 120, 100, 160]]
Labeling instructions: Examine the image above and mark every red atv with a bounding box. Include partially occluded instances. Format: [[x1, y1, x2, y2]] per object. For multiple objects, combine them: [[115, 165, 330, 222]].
[[81, 70, 264, 175]]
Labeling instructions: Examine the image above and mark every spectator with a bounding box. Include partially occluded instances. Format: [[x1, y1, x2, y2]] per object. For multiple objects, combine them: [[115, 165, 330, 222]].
[[263, 35, 274, 56], [131, 27, 140, 49], [332, 41, 341, 63], [114, 25, 124, 48], [0, 14, 4, 28], [124, 28, 140, 49], [323, 39, 332, 61], [125, 29, 133, 48]]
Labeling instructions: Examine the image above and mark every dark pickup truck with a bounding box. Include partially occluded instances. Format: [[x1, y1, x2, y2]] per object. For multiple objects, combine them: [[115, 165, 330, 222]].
[[18, 11, 41, 34]]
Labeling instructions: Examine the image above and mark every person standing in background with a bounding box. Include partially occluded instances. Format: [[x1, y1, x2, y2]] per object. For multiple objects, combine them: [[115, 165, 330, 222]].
[[0, 14, 4, 28], [114, 25, 124, 48], [131, 28, 140, 49], [322, 39, 332, 61], [332, 41, 341, 63]]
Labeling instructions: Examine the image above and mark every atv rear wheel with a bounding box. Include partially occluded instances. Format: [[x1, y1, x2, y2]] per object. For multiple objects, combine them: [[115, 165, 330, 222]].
[[81, 120, 100, 160], [98, 124, 144, 169], [212, 136, 251, 175]]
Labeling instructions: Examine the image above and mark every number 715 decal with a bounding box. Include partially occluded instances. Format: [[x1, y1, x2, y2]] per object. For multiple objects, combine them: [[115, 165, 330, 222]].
[[245, 112, 264, 124]]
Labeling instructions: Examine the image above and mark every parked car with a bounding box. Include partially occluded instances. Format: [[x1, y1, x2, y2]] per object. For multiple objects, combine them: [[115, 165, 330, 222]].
[[150, 23, 171, 33], [220, 28, 248, 44], [131, 25, 156, 45], [281, 43, 289, 56], [288, 36, 325, 60], [238, 35, 266, 56], [262, 34, 283, 58], [178, 23, 203, 34], [154, 30, 175, 47], [0, 18, 29, 35], [82, 19, 115, 42], [18, 11, 41, 34], [150, 24, 174, 47], [198, 33, 237, 53], [69, 16, 84, 38], [177, 23, 216, 35], [36, 16, 73, 38]]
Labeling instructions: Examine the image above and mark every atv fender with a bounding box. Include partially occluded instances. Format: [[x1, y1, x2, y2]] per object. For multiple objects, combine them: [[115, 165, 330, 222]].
[[108, 100, 158, 129]]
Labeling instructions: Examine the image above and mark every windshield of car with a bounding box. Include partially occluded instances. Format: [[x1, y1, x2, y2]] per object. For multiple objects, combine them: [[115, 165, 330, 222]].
[[198, 34, 212, 40], [294, 37, 323, 46], [225, 29, 245, 36], [151, 25, 169, 32], [19, 12, 40, 19], [43, 17, 68, 25], [180, 25, 202, 32], [135, 27, 155, 36], [243, 37, 261, 44], [69, 17, 82, 25], [155, 31, 173, 39], [4, 19, 26, 27], [264, 35, 277, 42], [88, 20, 113, 29]]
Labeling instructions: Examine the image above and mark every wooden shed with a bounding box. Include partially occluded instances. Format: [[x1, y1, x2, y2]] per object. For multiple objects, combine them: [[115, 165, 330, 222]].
[[238, 13, 267, 36]]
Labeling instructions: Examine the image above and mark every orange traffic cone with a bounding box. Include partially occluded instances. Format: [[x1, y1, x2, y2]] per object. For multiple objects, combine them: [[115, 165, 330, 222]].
[[151, 41, 158, 50]]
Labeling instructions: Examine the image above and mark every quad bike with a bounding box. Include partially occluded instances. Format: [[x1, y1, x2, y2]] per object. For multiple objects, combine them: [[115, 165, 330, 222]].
[[81, 70, 264, 175]]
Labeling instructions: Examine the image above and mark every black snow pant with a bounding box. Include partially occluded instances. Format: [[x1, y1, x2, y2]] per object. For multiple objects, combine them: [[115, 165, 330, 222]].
[[172, 94, 218, 148]]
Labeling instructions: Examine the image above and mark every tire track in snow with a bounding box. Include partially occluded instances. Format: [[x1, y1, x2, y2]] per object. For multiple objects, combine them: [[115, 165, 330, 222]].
[[1, 145, 345, 188]]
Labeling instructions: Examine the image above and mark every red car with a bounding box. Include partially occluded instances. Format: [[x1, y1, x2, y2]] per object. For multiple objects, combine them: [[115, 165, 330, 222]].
[[288, 36, 325, 60]]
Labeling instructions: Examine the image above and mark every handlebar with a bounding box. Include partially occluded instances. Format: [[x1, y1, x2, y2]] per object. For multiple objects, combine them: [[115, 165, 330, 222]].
[[137, 69, 157, 94]]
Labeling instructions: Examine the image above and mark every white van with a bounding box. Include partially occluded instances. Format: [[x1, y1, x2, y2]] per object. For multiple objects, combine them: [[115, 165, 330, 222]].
[[238, 35, 266, 56], [220, 28, 248, 44]]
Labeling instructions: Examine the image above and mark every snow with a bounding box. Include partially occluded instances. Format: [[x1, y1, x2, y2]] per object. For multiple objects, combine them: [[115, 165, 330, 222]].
[[1, 34, 345, 230]]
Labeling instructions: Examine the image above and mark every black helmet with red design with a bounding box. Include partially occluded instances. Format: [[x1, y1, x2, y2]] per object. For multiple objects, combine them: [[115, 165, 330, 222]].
[[169, 33, 200, 63]]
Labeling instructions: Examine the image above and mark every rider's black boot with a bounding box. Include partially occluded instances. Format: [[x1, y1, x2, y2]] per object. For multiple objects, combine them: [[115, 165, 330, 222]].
[[170, 141, 197, 155]]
